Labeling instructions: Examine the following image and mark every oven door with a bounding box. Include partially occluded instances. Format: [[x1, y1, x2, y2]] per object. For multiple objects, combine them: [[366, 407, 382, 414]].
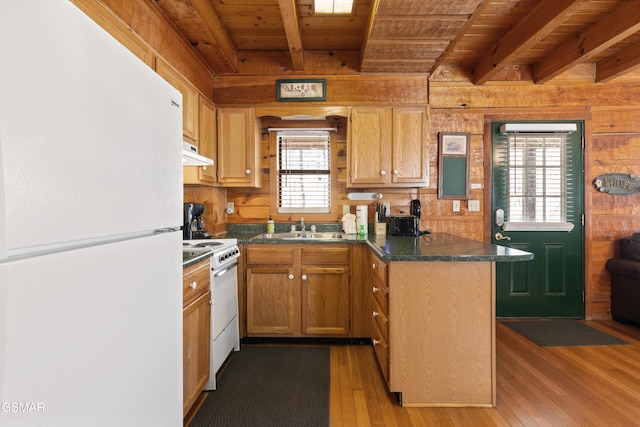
[[212, 261, 238, 340]]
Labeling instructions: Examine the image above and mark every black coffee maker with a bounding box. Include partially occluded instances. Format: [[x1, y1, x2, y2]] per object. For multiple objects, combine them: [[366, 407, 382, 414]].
[[183, 203, 211, 239]]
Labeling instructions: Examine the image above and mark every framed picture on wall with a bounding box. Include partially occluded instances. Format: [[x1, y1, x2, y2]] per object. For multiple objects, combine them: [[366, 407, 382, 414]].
[[438, 132, 470, 200]]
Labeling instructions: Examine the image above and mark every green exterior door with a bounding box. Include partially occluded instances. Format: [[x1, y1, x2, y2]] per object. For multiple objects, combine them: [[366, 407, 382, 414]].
[[491, 122, 584, 318]]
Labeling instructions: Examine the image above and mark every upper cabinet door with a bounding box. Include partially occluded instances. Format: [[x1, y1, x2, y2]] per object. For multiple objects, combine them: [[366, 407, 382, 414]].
[[157, 59, 198, 143], [392, 107, 429, 185], [348, 107, 392, 186], [217, 108, 261, 188], [196, 96, 217, 184], [347, 106, 428, 188]]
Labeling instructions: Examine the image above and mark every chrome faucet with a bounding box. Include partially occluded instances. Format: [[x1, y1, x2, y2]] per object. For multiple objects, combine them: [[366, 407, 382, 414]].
[[300, 217, 305, 232]]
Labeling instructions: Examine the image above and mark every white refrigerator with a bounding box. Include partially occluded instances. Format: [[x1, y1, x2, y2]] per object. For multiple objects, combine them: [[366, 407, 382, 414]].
[[1, 1, 184, 426]]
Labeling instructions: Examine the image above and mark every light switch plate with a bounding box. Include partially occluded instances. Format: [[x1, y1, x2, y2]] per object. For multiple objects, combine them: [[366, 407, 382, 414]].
[[468, 200, 480, 212], [452, 200, 460, 212]]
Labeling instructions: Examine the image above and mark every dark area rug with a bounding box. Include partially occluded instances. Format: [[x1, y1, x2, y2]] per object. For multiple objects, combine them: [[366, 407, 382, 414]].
[[503, 319, 628, 347], [189, 345, 330, 427]]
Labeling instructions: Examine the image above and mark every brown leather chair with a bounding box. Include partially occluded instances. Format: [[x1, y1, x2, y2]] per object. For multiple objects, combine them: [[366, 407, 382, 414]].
[[606, 234, 640, 325]]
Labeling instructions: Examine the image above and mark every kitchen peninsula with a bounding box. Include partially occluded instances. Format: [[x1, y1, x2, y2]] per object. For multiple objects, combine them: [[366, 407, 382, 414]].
[[230, 228, 533, 407]]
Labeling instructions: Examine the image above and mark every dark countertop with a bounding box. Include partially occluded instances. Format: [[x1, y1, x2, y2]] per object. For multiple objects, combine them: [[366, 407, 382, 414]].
[[224, 225, 533, 263]]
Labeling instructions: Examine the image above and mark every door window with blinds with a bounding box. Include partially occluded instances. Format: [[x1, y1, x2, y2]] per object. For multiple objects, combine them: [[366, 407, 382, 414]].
[[277, 131, 331, 213], [495, 123, 578, 231]]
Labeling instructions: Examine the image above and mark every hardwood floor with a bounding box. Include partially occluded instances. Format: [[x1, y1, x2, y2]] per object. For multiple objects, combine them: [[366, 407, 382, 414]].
[[330, 320, 640, 427]]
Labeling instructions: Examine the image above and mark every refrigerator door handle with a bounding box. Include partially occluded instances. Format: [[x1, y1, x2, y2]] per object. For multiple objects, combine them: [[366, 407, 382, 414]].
[[154, 227, 181, 234]]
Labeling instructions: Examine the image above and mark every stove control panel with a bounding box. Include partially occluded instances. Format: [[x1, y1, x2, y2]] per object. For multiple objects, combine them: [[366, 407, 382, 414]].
[[216, 247, 240, 265]]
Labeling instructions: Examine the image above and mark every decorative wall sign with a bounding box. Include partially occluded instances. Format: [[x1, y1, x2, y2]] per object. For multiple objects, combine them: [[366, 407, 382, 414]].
[[438, 132, 470, 199], [593, 173, 640, 195], [276, 79, 326, 101]]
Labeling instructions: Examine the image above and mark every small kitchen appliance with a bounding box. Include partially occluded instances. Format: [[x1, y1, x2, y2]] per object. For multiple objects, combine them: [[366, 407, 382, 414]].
[[410, 199, 422, 219], [389, 215, 420, 236], [183, 203, 212, 239]]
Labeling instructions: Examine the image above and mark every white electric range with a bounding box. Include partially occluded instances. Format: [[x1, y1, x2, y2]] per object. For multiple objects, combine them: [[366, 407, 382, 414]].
[[183, 239, 240, 390]]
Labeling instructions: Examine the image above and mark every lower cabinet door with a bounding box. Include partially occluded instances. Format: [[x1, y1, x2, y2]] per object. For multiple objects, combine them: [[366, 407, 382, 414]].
[[302, 266, 350, 335], [246, 266, 298, 335], [183, 290, 211, 416]]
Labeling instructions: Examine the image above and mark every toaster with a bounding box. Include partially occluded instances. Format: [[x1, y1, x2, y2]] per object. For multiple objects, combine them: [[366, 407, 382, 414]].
[[389, 215, 419, 236]]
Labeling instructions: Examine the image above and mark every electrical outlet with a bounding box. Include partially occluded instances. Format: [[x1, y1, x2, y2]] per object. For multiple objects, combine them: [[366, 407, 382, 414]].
[[452, 200, 460, 212], [226, 202, 234, 214], [468, 200, 480, 212]]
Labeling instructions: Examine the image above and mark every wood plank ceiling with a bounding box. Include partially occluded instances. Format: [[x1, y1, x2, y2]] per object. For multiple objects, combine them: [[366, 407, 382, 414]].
[[154, 0, 640, 84]]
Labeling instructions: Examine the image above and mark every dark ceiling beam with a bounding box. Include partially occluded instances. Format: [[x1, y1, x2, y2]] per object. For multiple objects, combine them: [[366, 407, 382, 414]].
[[535, 0, 640, 84], [474, 0, 587, 85], [596, 41, 640, 83], [278, 0, 304, 70]]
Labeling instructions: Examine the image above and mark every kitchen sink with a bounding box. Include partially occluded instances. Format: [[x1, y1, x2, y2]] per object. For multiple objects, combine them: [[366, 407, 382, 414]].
[[252, 232, 345, 240]]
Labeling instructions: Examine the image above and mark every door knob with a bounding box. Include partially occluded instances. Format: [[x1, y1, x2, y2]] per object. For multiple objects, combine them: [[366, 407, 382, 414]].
[[495, 232, 511, 241]]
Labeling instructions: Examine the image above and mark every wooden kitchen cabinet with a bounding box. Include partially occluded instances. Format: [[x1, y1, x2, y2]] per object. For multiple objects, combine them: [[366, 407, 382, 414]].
[[182, 260, 211, 417], [184, 95, 217, 185], [245, 245, 350, 337], [301, 246, 350, 335], [216, 108, 262, 188], [368, 251, 390, 382], [368, 248, 496, 407], [157, 58, 199, 144], [348, 106, 428, 187]]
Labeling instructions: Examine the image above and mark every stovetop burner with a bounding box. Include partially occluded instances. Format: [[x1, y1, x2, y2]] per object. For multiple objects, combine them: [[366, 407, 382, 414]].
[[192, 242, 223, 248]]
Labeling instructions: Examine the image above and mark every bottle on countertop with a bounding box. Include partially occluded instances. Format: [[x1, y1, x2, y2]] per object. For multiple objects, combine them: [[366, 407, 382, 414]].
[[267, 215, 275, 234]]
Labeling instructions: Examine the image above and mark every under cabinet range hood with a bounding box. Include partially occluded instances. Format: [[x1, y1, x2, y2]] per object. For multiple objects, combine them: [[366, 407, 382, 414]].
[[182, 141, 214, 167]]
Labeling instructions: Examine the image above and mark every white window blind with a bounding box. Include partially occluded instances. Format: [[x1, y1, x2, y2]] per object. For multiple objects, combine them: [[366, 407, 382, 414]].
[[505, 132, 573, 223], [278, 131, 330, 213]]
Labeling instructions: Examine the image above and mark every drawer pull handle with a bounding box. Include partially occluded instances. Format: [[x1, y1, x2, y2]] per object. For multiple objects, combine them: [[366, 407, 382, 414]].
[[380, 170, 386, 176], [373, 339, 381, 346], [372, 263, 377, 270], [373, 286, 379, 293], [301, 274, 308, 280], [189, 281, 197, 289], [372, 310, 379, 317], [245, 169, 251, 175], [288, 274, 295, 280]]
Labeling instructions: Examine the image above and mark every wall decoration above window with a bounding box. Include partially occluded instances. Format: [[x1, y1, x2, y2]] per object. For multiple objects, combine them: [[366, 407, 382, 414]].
[[276, 79, 326, 102]]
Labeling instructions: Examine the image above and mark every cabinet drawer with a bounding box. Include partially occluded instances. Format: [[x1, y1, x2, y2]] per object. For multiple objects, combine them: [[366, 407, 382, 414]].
[[370, 315, 389, 383], [247, 246, 295, 265], [371, 253, 387, 285], [371, 298, 388, 343], [183, 260, 210, 306], [302, 246, 350, 265], [371, 276, 389, 314]]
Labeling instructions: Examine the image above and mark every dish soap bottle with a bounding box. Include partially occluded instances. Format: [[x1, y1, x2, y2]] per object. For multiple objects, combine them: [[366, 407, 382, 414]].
[[267, 215, 275, 234]]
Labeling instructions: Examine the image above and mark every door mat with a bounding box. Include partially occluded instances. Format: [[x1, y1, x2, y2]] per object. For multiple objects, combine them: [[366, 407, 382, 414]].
[[502, 319, 628, 347], [189, 345, 329, 427]]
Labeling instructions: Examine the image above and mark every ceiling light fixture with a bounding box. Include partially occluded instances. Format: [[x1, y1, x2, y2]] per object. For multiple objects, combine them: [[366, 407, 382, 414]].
[[314, 0, 354, 14]]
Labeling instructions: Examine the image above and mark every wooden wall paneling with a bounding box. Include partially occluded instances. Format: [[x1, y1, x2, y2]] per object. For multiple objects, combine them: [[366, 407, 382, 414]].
[[95, 0, 214, 97], [235, 50, 362, 76], [183, 186, 227, 236], [214, 75, 428, 106], [430, 81, 640, 110], [71, 0, 155, 67], [591, 107, 640, 133]]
